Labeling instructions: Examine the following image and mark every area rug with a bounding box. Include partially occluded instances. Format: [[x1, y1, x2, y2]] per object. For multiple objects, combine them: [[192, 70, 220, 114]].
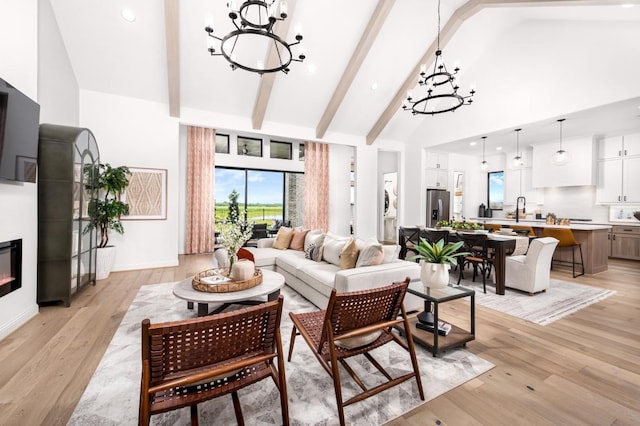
[[458, 277, 616, 326], [69, 282, 494, 425]]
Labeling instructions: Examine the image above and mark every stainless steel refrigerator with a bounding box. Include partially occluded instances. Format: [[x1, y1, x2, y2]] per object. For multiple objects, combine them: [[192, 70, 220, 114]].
[[426, 189, 451, 227]]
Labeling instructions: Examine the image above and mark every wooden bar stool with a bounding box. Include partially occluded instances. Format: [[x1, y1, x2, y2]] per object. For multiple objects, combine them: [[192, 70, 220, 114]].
[[541, 228, 584, 278]]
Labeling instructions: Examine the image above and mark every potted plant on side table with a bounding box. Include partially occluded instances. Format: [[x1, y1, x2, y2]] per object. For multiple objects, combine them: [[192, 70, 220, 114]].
[[408, 238, 468, 325], [84, 163, 130, 280]]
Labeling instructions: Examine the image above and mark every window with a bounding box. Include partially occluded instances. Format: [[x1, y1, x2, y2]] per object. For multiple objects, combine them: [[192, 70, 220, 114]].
[[298, 143, 305, 161], [215, 134, 229, 154], [215, 167, 304, 227], [488, 171, 504, 210], [270, 141, 292, 160], [237, 137, 262, 157]]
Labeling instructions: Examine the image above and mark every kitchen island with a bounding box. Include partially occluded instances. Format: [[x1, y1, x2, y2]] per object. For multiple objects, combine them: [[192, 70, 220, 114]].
[[472, 219, 611, 274]]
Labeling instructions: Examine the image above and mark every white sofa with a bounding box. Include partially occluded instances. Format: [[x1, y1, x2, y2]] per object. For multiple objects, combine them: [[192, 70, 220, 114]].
[[239, 237, 423, 312]]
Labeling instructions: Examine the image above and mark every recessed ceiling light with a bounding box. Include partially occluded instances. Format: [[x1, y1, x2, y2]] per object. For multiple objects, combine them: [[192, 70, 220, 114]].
[[621, 4, 634, 8], [121, 8, 136, 22], [370, 82, 379, 91], [307, 63, 316, 74], [495, 146, 502, 151], [469, 141, 477, 146]]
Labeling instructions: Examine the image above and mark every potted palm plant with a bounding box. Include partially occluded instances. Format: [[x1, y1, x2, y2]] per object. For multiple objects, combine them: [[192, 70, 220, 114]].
[[408, 238, 468, 290], [84, 163, 130, 280]]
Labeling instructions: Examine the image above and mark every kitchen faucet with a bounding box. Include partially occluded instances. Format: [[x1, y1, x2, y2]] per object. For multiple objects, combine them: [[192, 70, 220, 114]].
[[516, 196, 526, 223]]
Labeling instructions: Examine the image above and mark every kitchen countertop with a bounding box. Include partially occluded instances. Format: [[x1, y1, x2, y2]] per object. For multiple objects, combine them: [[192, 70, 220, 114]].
[[469, 218, 612, 231]]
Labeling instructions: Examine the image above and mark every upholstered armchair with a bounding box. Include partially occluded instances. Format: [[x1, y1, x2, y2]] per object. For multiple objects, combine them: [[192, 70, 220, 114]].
[[505, 237, 559, 295]]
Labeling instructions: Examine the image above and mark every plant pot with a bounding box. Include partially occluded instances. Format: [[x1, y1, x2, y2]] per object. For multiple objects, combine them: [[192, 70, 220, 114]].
[[96, 246, 116, 280], [420, 261, 450, 290]]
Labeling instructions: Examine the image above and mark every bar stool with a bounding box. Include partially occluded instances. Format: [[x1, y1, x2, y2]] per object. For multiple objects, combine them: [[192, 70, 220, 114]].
[[541, 228, 584, 278]]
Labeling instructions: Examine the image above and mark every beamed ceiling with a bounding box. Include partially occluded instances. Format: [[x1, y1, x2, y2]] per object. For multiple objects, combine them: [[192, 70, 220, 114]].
[[49, 0, 640, 155]]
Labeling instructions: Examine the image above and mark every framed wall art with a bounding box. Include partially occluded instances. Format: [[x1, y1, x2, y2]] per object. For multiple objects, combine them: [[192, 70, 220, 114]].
[[122, 167, 167, 220]]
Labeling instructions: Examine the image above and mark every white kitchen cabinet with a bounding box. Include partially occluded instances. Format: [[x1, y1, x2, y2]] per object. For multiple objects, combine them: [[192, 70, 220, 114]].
[[531, 137, 595, 187], [598, 133, 640, 160], [424, 168, 449, 189], [424, 151, 449, 189], [596, 133, 640, 204], [424, 151, 448, 170]]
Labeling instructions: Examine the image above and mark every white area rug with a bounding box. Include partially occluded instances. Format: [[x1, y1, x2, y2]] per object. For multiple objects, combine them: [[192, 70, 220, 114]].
[[459, 277, 616, 326], [69, 282, 494, 425]]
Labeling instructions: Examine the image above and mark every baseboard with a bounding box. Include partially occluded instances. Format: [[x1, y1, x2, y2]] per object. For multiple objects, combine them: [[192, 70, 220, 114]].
[[0, 304, 39, 340]]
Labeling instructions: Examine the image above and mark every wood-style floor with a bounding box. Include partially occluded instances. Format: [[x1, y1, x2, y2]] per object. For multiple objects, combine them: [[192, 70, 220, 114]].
[[0, 255, 638, 425]]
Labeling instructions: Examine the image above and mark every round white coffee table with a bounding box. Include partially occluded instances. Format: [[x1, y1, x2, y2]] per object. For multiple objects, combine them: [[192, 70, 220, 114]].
[[173, 269, 285, 317]]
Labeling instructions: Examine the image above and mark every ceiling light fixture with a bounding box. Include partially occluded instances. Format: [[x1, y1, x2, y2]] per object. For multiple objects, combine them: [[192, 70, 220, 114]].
[[512, 128, 524, 168], [121, 8, 136, 22], [402, 0, 475, 115], [204, 0, 305, 75], [480, 136, 489, 170], [552, 118, 571, 166]]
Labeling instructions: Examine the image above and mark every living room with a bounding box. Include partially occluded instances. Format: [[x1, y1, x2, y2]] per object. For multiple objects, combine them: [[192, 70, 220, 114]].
[[1, 0, 639, 424]]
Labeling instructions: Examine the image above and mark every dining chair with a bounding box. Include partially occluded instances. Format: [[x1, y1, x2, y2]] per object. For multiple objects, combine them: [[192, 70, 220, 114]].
[[399, 226, 421, 260], [287, 279, 424, 426], [505, 237, 559, 295], [456, 232, 492, 293], [420, 228, 450, 245], [541, 228, 584, 277], [484, 223, 502, 233], [511, 225, 536, 237], [139, 297, 289, 426]]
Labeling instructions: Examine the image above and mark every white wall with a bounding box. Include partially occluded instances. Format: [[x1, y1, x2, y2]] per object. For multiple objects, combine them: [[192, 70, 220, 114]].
[[79, 90, 180, 271], [378, 150, 399, 241], [0, 0, 39, 339], [354, 144, 378, 238], [328, 144, 353, 235], [37, 0, 78, 126]]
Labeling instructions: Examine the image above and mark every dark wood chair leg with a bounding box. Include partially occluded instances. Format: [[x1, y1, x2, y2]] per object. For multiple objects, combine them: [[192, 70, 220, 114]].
[[287, 325, 297, 361], [232, 391, 245, 426], [190, 404, 199, 426]]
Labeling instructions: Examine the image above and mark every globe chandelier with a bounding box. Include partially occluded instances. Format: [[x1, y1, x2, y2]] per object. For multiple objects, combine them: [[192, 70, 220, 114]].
[[204, 0, 305, 75], [552, 118, 571, 166], [512, 128, 525, 168], [480, 136, 488, 170], [402, 0, 475, 115]]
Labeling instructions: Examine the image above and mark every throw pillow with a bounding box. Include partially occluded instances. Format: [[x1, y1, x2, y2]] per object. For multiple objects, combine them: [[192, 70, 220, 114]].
[[322, 234, 349, 266], [304, 230, 324, 252], [382, 245, 399, 263], [339, 238, 360, 270], [304, 242, 323, 262], [355, 239, 384, 267], [289, 228, 309, 251], [272, 227, 294, 250]]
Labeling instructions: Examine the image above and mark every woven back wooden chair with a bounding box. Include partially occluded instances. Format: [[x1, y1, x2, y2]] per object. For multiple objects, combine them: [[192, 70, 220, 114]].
[[287, 279, 424, 426], [139, 296, 288, 426]]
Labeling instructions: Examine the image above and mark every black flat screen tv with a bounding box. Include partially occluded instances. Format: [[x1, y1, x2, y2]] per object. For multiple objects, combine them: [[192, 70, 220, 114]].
[[0, 77, 40, 183]]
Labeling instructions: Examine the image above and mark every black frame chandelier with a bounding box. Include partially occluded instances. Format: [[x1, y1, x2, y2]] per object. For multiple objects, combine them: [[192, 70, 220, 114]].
[[403, 0, 475, 115], [204, 0, 305, 75]]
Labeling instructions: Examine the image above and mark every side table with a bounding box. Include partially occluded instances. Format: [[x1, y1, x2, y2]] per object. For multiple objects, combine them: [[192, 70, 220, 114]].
[[402, 281, 475, 357]]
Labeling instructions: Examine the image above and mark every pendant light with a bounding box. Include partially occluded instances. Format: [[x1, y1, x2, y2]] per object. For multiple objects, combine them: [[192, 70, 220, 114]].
[[480, 136, 488, 170], [512, 128, 524, 168], [552, 118, 570, 166]]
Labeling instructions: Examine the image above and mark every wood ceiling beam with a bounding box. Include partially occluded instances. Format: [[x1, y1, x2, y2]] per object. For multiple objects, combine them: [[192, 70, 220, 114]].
[[365, 0, 608, 145], [315, 0, 395, 139], [164, 0, 180, 118], [252, 0, 297, 130]]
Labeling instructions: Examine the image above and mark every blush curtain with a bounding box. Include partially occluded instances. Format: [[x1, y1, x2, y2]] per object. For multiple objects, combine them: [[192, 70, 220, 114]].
[[304, 141, 329, 232], [185, 126, 215, 254]]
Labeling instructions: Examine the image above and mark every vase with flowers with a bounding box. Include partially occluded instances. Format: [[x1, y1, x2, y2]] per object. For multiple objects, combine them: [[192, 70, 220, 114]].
[[217, 220, 254, 274]]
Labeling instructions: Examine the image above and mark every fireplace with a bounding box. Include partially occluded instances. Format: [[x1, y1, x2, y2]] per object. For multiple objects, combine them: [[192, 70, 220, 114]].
[[0, 239, 21, 298]]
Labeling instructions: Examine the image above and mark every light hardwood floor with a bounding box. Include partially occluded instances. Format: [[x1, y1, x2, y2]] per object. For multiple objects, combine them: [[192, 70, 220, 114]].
[[0, 256, 638, 425]]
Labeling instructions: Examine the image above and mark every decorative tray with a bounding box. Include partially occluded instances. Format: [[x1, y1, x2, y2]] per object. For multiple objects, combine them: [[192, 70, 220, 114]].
[[192, 268, 263, 293]]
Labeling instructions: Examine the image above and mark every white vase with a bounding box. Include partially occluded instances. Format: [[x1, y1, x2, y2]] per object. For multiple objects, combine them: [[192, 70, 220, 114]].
[[231, 259, 255, 281], [420, 260, 450, 291], [96, 246, 116, 280]]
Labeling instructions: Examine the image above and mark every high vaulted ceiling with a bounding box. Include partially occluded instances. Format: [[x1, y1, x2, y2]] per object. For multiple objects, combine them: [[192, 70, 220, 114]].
[[49, 0, 640, 155]]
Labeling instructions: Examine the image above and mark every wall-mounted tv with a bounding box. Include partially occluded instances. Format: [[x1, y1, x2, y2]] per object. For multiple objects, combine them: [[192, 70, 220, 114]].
[[0, 77, 40, 183]]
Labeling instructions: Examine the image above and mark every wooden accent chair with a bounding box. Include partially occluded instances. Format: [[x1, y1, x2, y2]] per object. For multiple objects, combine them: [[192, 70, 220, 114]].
[[456, 232, 492, 293], [541, 227, 585, 277], [287, 279, 424, 426], [139, 297, 289, 426]]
